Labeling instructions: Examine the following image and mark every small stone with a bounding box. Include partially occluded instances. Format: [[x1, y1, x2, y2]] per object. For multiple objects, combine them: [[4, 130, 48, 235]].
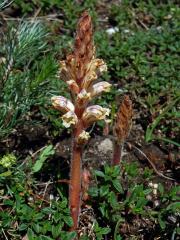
[[97, 138, 113, 154], [106, 27, 118, 35], [153, 183, 158, 189], [154, 200, 160, 208]]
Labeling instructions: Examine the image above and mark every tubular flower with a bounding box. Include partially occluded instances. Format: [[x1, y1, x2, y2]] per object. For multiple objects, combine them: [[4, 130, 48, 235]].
[[76, 89, 91, 107], [90, 81, 111, 98], [81, 59, 107, 90], [51, 96, 75, 113], [67, 80, 80, 94], [76, 130, 90, 145], [82, 105, 110, 127], [81, 71, 97, 90], [62, 111, 78, 128]]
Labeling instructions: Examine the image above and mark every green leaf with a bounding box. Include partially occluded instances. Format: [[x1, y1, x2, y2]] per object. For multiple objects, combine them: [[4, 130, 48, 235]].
[[112, 179, 123, 193], [63, 215, 74, 227], [99, 185, 110, 197], [40, 236, 54, 240], [158, 214, 166, 229], [94, 170, 105, 178], [99, 227, 111, 235], [27, 228, 35, 240], [32, 145, 55, 173], [108, 191, 119, 208], [166, 202, 180, 212], [18, 223, 28, 231], [88, 187, 99, 197], [0, 170, 12, 177], [52, 225, 61, 238], [32, 223, 41, 234], [61, 231, 77, 240]]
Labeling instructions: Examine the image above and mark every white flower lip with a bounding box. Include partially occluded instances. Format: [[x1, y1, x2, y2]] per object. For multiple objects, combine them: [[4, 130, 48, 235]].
[[61, 111, 78, 128], [51, 96, 75, 113]]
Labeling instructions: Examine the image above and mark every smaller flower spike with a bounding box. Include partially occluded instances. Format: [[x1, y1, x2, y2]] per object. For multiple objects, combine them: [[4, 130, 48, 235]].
[[113, 95, 133, 144], [51, 96, 75, 113], [82, 105, 110, 127], [112, 95, 133, 165]]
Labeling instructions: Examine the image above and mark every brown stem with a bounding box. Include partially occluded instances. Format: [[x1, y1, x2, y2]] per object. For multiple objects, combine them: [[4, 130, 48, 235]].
[[112, 141, 122, 165], [69, 121, 83, 230]]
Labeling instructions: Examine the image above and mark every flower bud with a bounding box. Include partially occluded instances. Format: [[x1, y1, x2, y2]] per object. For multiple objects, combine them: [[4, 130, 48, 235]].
[[62, 111, 78, 128], [82, 105, 110, 127], [51, 96, 75, 113], [90, 81, 111, 98], [76, 89, 91, 107]]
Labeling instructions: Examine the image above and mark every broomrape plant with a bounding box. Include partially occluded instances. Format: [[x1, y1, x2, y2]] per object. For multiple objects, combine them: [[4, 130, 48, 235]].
[[51, 11, 111, 230]]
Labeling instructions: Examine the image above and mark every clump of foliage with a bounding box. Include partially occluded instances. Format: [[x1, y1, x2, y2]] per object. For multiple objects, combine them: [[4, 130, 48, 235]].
[[0, 20, 62, 139], [89, 164, 180, 239]]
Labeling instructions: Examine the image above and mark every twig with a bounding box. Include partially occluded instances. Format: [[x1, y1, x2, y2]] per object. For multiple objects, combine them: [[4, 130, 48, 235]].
[[130, 143, 175, 181], [0, 0, 14, 10], [2, 14, 64, 22], [35, 179, 69, 186], [2, 228, 8, 240], [39, 181, 50, 208], [136, 17, 149, 30]]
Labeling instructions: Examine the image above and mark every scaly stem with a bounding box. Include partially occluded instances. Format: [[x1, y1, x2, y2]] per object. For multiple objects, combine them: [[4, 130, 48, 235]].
[[69, 121, 83, 230], [112, 141, 122, 165]]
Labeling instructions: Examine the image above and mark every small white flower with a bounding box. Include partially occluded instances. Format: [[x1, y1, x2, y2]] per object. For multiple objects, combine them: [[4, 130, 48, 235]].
[[62, 111, 78, 128], [77, 131, 90, 144]]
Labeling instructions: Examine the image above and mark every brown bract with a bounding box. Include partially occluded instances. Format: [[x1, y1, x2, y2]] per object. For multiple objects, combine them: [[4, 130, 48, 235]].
[[113, 95, 133, 144]]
